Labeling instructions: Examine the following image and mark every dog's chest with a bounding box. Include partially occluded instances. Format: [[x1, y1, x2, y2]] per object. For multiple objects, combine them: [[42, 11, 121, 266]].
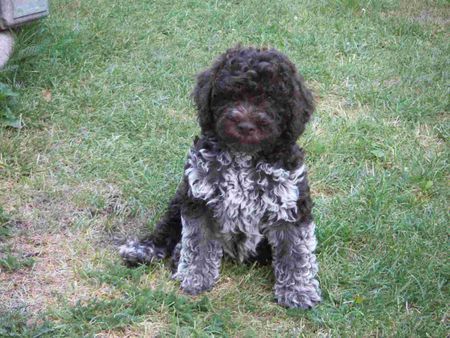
[[185, 146, 305, 260]]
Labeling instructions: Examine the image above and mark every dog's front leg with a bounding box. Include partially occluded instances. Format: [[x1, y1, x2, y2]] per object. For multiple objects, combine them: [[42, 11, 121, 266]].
[[266, 221, 321, 309], [172, 205, 223, 295]]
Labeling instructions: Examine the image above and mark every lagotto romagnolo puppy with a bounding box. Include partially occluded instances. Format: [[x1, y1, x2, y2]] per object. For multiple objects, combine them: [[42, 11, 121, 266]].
[[120, 46, 321, 309]]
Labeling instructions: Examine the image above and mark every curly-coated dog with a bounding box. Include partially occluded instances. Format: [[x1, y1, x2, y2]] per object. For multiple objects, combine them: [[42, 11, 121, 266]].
[[120, 46, 321, 309]]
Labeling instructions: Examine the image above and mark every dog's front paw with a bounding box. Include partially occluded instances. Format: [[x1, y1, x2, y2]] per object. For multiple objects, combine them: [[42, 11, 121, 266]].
[[180, 273, 215, 295], [275, 280, 321, 309], [119, 240, 166, 267]]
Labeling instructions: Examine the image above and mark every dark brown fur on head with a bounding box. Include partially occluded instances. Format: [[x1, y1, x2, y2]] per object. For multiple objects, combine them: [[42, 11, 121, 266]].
[[193, 46, 314, 154]]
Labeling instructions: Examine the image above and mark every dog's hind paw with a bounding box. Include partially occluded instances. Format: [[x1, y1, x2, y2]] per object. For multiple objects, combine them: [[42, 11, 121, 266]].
[[119, 240, 166, 267]]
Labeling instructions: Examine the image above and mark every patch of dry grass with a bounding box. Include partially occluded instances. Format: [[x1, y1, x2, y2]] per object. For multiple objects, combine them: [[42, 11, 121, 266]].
[[383, 0, 450, 29], [0, 225, 125, 317], [0, 177, 141, 319]]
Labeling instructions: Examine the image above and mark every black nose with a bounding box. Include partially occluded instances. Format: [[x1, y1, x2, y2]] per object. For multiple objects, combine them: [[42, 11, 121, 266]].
[[237, 122, 256, 135]]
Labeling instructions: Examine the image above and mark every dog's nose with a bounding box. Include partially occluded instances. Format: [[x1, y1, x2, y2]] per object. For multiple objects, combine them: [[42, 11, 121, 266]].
[[237, 121, 256, 135]]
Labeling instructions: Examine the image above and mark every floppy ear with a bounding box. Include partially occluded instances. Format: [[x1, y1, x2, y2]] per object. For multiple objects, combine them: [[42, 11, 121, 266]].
[[193, 69, 214, 134], [285, 74, 315, 142]]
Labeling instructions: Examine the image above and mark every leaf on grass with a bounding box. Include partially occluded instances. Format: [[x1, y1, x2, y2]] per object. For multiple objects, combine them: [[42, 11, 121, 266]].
[[354, 295, 365, 304], [1, 108, 22, 129], [0, 83, 18, 99], [42, 89, 52, 102], [423, 180, 433, 190], [370, 148, 385, 159]]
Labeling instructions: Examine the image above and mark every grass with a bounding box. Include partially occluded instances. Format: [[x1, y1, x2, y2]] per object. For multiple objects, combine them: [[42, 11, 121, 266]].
[[0, 0, 448, 336]]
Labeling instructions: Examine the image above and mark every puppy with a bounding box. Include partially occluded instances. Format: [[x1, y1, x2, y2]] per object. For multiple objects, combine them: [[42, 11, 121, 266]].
[[120, 46, 321, 309]]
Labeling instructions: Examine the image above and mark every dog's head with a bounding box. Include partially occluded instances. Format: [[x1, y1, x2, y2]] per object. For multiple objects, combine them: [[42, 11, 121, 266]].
[[193, 46, 314, 153]]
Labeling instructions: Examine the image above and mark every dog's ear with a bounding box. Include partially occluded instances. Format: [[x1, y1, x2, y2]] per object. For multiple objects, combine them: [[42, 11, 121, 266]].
[[193, 69, 214, 133], [284, 74, 315, 142]]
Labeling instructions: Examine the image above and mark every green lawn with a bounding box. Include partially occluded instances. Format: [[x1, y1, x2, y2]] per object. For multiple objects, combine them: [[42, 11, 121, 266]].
[[0, 0, 448, 336]]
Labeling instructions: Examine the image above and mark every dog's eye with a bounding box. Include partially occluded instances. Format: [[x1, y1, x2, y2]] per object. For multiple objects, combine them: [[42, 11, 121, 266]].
[[255, 113, 272, 126], [256, 118, 271, 127], [227, 113, 240, 123]]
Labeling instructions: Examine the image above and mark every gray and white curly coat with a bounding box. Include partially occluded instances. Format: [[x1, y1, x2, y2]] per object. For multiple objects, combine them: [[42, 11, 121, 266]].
[[120, 46, 321, 309]]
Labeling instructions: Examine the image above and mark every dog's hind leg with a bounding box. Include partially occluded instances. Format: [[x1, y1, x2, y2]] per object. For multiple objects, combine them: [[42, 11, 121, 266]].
[[170, 242, 182, 273], [120, 183, 185, 266]]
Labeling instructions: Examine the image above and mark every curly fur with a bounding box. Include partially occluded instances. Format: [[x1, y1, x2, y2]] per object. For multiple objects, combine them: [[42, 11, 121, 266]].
[[120, 46, 321, 308]]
